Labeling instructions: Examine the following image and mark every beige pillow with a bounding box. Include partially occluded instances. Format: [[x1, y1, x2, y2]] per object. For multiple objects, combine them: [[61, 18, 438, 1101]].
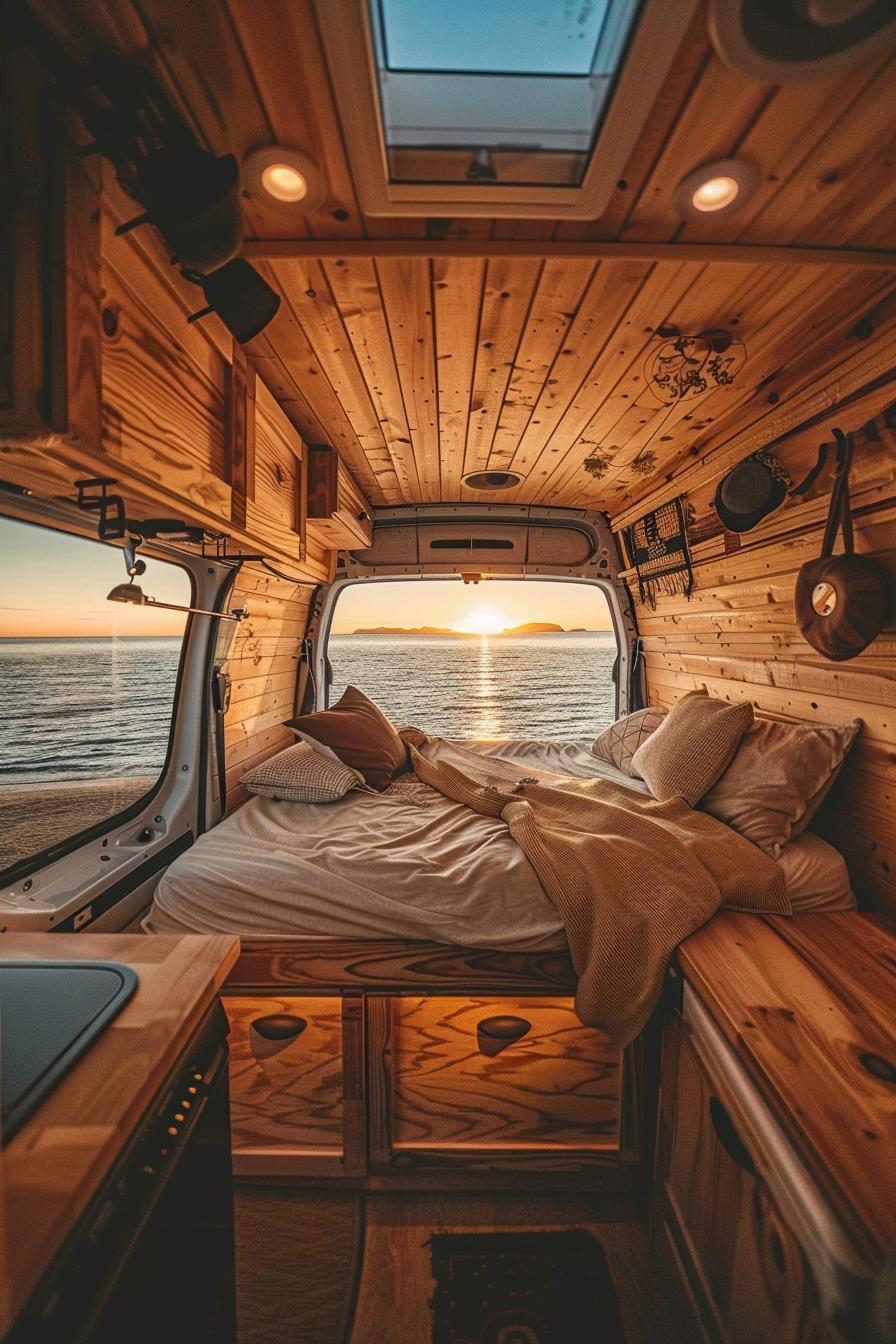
[[241, 741, 371, 803], [630, 691, 753, 805], [699, 716, 861, 858], [592, 706, 667, 777]]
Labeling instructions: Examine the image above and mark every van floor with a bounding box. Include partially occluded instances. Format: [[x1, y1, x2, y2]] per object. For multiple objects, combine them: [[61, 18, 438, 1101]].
[[234, 1189, 686, 1344]]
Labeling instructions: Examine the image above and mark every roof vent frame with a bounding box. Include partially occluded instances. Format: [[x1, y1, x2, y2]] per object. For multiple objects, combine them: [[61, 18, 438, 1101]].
[[311, 0, 701, 219]]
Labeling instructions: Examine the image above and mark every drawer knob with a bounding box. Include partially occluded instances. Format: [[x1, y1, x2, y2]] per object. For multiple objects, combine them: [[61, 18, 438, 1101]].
[[249, 1014, 308, 1060], [477, 1015, 531, 1058]]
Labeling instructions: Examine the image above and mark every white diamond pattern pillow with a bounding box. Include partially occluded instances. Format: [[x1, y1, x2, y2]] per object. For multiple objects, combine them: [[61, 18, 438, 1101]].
[[592, 707, 668, 778], [241, 741, 372, 803]]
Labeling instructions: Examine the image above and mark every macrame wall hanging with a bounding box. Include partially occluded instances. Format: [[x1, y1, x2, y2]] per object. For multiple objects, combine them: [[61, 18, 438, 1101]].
[[622, 498, 694, 610]]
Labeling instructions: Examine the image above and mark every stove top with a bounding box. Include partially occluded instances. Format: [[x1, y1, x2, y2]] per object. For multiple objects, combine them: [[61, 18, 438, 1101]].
[[0, 961, 138, 1142]]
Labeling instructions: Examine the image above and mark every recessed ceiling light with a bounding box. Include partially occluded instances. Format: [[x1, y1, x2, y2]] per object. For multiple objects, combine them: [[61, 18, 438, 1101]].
[[243, 146, 325, 211], [672, 159, 759, 221], [462, 471, 523, 491]]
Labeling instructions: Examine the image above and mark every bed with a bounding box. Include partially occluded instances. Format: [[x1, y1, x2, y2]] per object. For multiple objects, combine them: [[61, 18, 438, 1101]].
[[143, 711, 857, 1184], [143, 734, 855, 943]]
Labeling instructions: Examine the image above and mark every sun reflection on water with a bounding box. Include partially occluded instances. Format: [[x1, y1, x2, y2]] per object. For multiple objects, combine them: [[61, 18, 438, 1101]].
[[473, 634, 505, 737]]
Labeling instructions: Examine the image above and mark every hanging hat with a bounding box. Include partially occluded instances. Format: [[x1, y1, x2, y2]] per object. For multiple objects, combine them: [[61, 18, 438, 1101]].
[[714, 450, 790, 533]]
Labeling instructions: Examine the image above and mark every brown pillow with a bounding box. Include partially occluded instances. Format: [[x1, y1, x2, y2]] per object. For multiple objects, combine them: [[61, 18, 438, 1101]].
[[699, 716, 861, 858], [630, 690, 753, 805], [592, 706, 667, 777], [284, 686, 409, 792]]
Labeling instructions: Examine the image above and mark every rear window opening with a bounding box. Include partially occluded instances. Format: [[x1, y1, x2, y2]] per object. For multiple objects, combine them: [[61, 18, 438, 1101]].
[[325, 577, 617, 740]]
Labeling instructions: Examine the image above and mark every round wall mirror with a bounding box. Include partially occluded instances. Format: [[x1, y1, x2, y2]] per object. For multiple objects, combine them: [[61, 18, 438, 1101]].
[[812, 581, 838, 616]]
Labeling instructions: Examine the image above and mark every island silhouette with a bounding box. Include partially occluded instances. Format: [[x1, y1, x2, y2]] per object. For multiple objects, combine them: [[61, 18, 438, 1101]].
[[350, 622, 567, 635]]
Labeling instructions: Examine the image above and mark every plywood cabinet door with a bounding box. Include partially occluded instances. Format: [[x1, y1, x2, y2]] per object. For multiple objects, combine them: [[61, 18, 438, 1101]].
[[223, 995, 344, 1175], [368, 995, 623, 1171], [655, 1012, 847, 1344]]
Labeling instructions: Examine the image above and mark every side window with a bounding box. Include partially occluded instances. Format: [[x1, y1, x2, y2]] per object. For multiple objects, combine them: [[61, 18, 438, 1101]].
[[326, 578, 617, 740], [0, 516, 192, 877]]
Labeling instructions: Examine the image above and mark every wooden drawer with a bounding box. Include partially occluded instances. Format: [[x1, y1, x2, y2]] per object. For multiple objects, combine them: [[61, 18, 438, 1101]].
[[223, 996, 344, 1174], [369, 995, 622, 1169]]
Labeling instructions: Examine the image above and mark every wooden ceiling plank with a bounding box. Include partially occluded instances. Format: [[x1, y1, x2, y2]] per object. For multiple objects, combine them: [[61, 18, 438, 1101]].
[[737, 50, 896, 248], [490, 221, 559, 242], [487, 258, 598, 470], [611, 310, 896, 531], [432, 256, 488, 499], [843, 184, 896, 251], [600, 268, 896, 516], [516, 260, 707, 498], [222, 0, 363, 240], [678, 49, 894, 247], [245, 265, 388, 503], [567, 261, 890, 510], [808, 131, 896, 249], [461, 256, 543, 479], [375, 257, 442, 501], [619, 52, 773, 244], [242, 239, 896, 268], [528, 256, 804, 505], [271, 259, 403, 501], [508, 259, 654, 486], [321, 257, 421, 501]]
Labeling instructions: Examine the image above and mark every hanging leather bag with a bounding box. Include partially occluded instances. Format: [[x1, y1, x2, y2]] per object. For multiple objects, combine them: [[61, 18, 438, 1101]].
[[794, 427, 888, 661]]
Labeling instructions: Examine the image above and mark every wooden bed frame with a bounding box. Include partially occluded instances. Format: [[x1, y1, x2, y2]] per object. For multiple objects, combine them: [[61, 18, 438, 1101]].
[[221, 938, 651, 1192]]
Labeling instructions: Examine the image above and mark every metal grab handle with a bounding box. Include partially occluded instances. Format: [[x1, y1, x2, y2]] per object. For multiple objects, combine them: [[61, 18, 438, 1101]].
[[709, 1096, 755, 1175], [477, 1015, 531, 1057]]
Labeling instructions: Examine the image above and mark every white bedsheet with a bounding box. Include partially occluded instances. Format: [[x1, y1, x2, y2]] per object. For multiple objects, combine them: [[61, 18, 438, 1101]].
[[143, 737, 854, 940], [143, 739, 643, 944]]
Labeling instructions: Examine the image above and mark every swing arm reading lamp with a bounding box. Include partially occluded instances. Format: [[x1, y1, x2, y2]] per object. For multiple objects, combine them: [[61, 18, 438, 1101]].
[[107, 540, 247, 619], [106, 582, 248, 620]]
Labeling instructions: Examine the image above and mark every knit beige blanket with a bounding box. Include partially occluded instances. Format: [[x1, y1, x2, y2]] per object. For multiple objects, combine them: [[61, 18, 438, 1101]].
[[408, 741, 790, 1047]]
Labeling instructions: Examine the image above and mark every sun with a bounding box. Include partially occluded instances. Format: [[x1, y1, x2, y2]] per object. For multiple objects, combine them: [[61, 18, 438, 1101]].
[[457, 604, 509, 635]]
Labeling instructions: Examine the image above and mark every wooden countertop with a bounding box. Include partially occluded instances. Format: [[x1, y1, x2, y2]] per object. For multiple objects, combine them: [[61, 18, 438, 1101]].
[[0, 933, 240, 1336], [678, 911, 896, 1271]]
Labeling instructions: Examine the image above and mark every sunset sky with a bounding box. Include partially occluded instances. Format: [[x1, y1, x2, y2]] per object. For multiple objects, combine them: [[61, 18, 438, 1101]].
[[0, 517, 192, 637], [1, 516, 613, 638], [330, 577, 612, 634]]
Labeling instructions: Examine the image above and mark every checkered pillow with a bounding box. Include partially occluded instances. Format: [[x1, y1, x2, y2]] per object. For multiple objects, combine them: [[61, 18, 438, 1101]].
[[241, 741, 372, 803], [592, 707, 668, 778]]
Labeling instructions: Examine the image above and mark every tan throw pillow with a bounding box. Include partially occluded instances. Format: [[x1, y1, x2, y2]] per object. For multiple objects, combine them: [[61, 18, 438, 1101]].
[[630, 691, 753, 805], [592, 706, 668, 777], [241, 741, 370, 803], [699, 716, 861, 858], [284, 685, 409, 791]]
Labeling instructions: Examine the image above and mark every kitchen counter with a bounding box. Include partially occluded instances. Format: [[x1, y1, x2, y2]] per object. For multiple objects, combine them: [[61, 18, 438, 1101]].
[[0, 933, 239, 1338]]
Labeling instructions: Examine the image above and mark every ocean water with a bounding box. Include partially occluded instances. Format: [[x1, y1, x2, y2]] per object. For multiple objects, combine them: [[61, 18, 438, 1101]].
[[328, 631, 618, 741], [0, 637, 183, 785], [0, 631, 618, 790]]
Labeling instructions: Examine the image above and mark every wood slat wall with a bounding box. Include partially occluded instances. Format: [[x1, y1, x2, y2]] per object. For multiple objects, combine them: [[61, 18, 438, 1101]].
[[621, 389, 896, 916]]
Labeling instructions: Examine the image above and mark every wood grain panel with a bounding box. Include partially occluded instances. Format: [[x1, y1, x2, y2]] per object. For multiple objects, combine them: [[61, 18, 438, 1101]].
[[389, 996, 621, 1153], [678, 913, 896, 1269], [658, 1012, 842, 1344], [222, 995, 343, 1154]]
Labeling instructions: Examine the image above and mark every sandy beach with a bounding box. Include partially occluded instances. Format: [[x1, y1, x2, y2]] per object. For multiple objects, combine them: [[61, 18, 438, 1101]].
[[0, 777, 157, 872]]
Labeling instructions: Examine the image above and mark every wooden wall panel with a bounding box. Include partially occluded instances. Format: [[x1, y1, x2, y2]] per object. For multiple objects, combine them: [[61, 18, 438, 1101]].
[[624, 387, 896, 915], [218, 564, 318, 813]]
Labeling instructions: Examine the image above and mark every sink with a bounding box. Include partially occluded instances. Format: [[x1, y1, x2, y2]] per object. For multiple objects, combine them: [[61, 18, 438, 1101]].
[[0, 961, 138, 1142]]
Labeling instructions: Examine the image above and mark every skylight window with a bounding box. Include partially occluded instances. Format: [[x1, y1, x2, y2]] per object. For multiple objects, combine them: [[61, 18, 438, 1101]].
[[370, 0, 641, 186]]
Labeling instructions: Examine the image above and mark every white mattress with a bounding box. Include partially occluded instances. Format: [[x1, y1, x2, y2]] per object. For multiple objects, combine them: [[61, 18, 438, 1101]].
[[143, 737, 855, 941]]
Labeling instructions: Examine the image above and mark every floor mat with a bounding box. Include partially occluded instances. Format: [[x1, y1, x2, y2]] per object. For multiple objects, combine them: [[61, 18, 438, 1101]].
[[429, 1228, 627, 1344]]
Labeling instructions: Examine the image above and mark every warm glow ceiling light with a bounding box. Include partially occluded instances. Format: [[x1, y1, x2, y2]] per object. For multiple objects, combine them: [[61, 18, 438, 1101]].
[[672, 158, 759, 221], [243, 146, 325, 211]]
